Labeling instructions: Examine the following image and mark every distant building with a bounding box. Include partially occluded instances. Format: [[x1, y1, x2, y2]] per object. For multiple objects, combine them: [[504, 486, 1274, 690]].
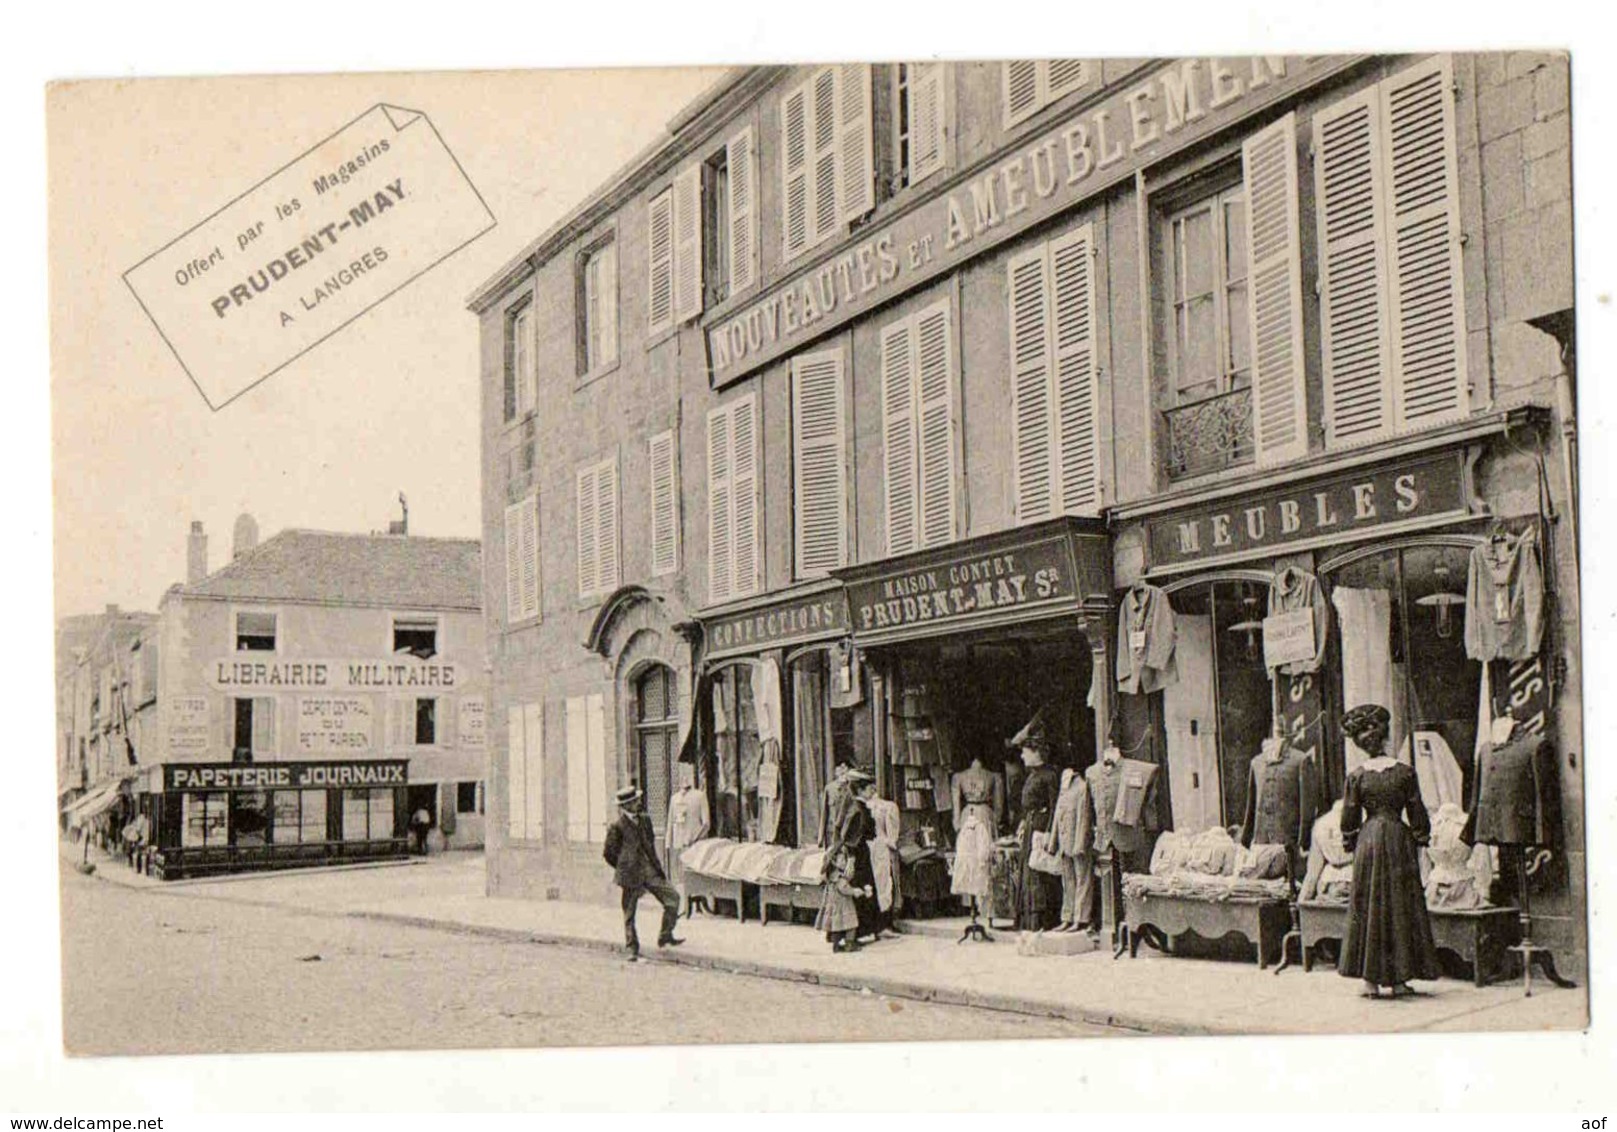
[[57, 606, 158, 832]]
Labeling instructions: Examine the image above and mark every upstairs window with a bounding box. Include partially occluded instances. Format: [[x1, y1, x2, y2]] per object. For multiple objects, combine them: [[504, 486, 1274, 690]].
[[880, 299, 958, 555], [782, 65, 874, 263], [1002, 60, 1089, 128], [895, 62, 946, 189], [392, 615, 438, 660], [1167, 183, 1250, 406], [505, 300, 534, 421], [234, 611, 277, 652], [504, 493, 541, 626], [576, 457, 621, 600], [791, 348, 849, 578], [578, 234, 618, 376], [707, 394, 761, 605]]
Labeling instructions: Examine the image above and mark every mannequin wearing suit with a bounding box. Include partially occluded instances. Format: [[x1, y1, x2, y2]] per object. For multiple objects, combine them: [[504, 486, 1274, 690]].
[[1239, 737, 1319, 877]]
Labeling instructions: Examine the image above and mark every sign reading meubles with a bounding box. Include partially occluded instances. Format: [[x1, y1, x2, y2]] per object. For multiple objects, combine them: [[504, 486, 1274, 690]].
[[705, 55, 1354, 386]]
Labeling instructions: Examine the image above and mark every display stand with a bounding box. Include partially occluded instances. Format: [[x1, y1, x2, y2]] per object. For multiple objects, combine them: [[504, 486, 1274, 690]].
[[957, 897, 993, 944], [1274, 856, 1303, 974], [1509, 846, 1575, 995]]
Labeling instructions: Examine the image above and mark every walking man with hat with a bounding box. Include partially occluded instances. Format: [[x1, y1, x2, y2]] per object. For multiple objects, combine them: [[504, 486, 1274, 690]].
[[604, 785, 685, 962]]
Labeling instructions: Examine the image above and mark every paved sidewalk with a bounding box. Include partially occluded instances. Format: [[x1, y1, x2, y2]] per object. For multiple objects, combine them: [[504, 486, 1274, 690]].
[[71, 847, 1587, 1037]]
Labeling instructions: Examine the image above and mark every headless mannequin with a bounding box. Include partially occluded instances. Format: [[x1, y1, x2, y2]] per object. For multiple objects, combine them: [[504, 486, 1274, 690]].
[[952, 758, 1004, 835]]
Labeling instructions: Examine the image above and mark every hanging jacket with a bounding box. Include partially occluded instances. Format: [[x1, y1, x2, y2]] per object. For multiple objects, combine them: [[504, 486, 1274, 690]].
[[1116, 583, 1178, 694], [1464, 527, 1545, 662], [1266, 566, 1330, 676]]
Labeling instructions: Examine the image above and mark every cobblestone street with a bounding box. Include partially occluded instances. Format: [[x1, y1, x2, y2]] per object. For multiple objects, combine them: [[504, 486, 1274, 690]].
[[59, 865, 1109, 1056]]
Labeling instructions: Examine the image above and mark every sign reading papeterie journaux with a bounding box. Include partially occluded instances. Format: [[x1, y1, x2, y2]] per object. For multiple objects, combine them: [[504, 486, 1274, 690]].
[[208, 657, 460, 691], [164, 760, 407, 792]]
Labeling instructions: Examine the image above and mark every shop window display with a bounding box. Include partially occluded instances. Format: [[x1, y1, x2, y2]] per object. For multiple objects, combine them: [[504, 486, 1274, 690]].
[[789, 648, 871, 847], [710, 664, 763, 842], [182, 792, 228, 848]]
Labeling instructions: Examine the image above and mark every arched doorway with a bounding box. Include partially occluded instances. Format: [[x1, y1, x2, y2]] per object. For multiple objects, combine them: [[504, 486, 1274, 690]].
[[633, 663, 680, 855]]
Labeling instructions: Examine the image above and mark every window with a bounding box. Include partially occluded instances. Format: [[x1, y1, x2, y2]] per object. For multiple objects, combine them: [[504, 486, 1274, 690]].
[[392, 615, 438, 660], [234, 610, 277, 652], [1168, 185, 1249, 405], [782, 64, 874, 262], [271, 788, 330, 843], [635, 665, 680, 848], [232, 696, 275, 761], [895, 63, 945, 188], [456, 781, 481, 815], [707, 665, 763, 842], [880, 299, 957, 556], [506, 701, 544, 841], [576, 457, 621, 599], [504, 493, 541, 626], [649, 430, 680, 577], [415, 698, 437, 745], [342, 787, 396, 841], [230, 790, 269, 848], [504, 300, 535, 421], [1006, 222, 1100, 521], [647, 167, 702, 336], [707, 394, 761, 604], [1317, 56, 1467, 447], [791, 348, 848, 577], [564, 693, 609, 842], [181, 792, 228, 847], [1003, 60, 1089, 128], [578, 235, 618, 375], [698, 128, 759, 309], [390, 697, 439, 748]]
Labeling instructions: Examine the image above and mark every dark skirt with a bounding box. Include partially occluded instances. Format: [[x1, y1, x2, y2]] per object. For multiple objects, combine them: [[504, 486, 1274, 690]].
[[1340, 814, 1441, 986], [849, 841, 880, 938], [1016, 830, 1061, 931]]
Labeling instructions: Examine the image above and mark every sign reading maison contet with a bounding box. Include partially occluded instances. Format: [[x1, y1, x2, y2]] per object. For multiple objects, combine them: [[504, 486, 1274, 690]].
[[705, 55, 1358, 387], [208, 657, 461, 691]]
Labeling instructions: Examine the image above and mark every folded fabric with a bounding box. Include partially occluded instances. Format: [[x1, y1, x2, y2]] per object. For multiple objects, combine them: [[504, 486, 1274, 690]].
[[1182, 826, 1239, 876], [1122, 872, 1290, 902], [1150, 830, 1189, 876], [1234, 843, 1289, 880]]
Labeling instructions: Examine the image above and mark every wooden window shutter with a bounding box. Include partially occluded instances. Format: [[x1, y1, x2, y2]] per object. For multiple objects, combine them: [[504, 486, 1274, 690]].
[[512, 307, 534, 416], [792, 348, 847, 577], [811, 68, 840, 245], [1007, 245, 1055, 521], [1242, 112, 1309, 467], [649, 430, 679, 577], [672, 164, 704, 323], [507, 704, 527, 839], [564, 696, 589, 841], [647, 189, 674, 334], [915, 300, 957, 546], [522, 702, 544, 839], [1050, 226, 1100, 514], [880, 318, 918, 556], [1004, 61, 1040, 127], [837, 63, 875, 225], [707, 403, 734, 604], [388, 698, 412, 749], [726, 127, 757, 294], [504, 500, 525, 624], [1381, 56, 1468, 431], [586, 693, 609, 840], [252, 697, 275, 755], [594, 459, 620, 594], [781, 84, 810, 261], [908, 63, 946, 184], [1316, 85, 1394, 447], [520, 496, 540, 622], [576, 465, 600, 597], [1046, 60, 1087, 100], [730, 394, 761, 598]]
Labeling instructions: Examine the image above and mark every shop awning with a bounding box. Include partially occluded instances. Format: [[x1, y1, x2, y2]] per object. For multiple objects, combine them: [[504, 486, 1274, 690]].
[[833, 516, 1112, 648], [62, 776, 131, 827]]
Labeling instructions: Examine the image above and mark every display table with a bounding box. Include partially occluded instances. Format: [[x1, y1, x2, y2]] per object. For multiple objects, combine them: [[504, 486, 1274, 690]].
[[682, 870, 749, 923], [1123, 890, 1291, 968], [758, 880, 824, 925], [1297, 900, 1521, 986]]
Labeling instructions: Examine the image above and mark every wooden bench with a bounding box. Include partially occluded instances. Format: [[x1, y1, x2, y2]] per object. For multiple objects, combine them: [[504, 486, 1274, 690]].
[[1297, 900, 1521, 986], [758, 880, 825, 925], [1122, 890, 1291, 968], [681, 870, 750, 923]]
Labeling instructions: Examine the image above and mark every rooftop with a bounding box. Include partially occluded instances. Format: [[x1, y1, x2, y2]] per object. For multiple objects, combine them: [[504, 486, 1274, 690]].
[[173, 529, 482, 611]]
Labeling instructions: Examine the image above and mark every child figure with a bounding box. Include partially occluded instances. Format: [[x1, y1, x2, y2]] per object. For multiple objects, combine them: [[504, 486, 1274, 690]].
[[817, 848, 869, 953]]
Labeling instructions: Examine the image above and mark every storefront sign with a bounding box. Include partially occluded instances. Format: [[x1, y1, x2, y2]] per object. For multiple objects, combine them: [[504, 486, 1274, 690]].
[[704, 589, 851, 659], [207, 657, 460, 691], [164, 759, 407, 792], [296, 696, 374, 754], [1262, 609, 1316, 669], [166, 696, 210, 754], [840, 520, 1109, 644], [705, 55, 1356, 386], [1146, 450, 1470, 571], [458, 695, 486, 748]]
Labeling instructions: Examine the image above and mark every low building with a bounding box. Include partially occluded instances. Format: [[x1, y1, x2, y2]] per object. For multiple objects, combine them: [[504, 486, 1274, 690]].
[[57, 606, 158, 835]]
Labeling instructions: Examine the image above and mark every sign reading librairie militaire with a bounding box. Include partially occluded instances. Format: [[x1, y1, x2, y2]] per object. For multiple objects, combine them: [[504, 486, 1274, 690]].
[[207, 657, 461, 691], [125, 104, 495, 409], [1145, 449, 1470, 572]]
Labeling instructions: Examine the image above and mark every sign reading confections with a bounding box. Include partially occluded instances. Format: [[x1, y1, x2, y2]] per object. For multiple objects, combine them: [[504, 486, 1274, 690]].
[[296, 696, 374, 753], [164, 759, 408, 792], [704, 589, 851, 659], [1145, 449, 1470, 572], [705, 55, 1359, 386], [208, 657, 460, 691]]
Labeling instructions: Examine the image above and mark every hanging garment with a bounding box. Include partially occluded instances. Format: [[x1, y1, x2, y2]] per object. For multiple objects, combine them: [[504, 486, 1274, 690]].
[[1116, 583, 1179, 694], [818, 771, 855, 848], [1469, 730, 1558, 847], [756, 741, 784, 844], [1338, 761, 1442, 987], [828, 643, 864, 709], [677, 669, 714, 765], [754, 655, 783, 747], [867, 797, 902, 913], [1112, 758, 1160, 829], [1239, 739, 1319, 857], [1404, 730, 1465, 813], [1085, 756, 1123, 854], [1332, 586, 1405, 772], [1267, 566, 1331, 675], [1465, 527, 1545, 662]]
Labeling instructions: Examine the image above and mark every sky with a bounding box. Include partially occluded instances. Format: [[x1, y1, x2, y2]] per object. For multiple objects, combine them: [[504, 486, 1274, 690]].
[[48, 66, 723, 618]]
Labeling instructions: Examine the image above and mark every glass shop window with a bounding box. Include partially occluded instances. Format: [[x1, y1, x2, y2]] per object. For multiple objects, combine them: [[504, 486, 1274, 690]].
[[1325, 544, 1479, 807], [788, 648, 872, 847], [1166, 185, 1250, 405], [182, 792, 228, 848], [272, 790, 302, 843], [235, 611, 277, 651], [392, 616, 439, 659], [1162, 581, 1274, 833], [709, 664, 766, 843], [300, 789, 328, 843], [231, 790, 269, 848], [415, 698, 437, 746], [456, 781, 481, 815]]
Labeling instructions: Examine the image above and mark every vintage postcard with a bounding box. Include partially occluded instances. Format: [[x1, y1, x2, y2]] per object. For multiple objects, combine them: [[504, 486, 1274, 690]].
[[48, 49, 1589, 1073]]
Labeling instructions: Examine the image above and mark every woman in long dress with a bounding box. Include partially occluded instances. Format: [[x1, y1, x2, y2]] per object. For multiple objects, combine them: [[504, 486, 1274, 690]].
[[1338, 704, 1441, 998], [1015, 736, 1062, 932]]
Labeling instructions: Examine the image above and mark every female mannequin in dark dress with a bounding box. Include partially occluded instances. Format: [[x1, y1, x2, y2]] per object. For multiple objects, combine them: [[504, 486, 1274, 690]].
[[1338, 704, 1441, 998], [1015, 733, 1063, 932]]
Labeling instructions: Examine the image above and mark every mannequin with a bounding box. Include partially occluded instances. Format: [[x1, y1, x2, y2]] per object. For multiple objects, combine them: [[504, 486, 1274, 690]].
[[665, 764, 710, 915], [1239, 735, 1319, 880], [951, 757, 1004, 836]]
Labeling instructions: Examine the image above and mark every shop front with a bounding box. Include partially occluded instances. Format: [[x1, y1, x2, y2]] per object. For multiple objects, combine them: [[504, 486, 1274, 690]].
[[1110, 409, 1581, 977], [142, 759, 410, 880]]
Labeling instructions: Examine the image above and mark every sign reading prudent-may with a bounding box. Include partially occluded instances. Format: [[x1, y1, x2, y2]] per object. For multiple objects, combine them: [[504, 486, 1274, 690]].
[[1145, 450, 1470, 570], [125, 104, 495, 410], [845, 536, 1078, 638], [705, 56, 1353, 386]]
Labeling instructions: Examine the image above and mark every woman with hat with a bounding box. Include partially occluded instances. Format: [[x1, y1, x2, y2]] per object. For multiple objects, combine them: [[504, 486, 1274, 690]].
[[1012, 711, 1063, 932], [833, 769, 882, 942], [1337, 704, 1440, 998]]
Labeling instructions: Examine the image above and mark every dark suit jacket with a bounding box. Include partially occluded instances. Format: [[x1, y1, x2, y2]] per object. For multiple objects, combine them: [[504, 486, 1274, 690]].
[[604, 810, 665, 888], [1468, 734, 1559, 847], [1240, 747, 1319, 851]]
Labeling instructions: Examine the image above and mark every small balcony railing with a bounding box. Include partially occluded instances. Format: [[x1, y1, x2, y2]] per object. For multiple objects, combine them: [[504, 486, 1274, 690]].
[[1163, 387, 1255, 481]]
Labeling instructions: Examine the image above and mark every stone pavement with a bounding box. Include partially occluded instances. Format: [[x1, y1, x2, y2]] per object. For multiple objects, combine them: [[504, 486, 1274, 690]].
[[67, 843, 1587, 1037]]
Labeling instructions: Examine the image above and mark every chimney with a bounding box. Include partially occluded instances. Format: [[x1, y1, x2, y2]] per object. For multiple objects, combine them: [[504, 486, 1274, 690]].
[[186, 522, 207, 585], [104, 603, 120, 617], [232, 513, 259, 560]]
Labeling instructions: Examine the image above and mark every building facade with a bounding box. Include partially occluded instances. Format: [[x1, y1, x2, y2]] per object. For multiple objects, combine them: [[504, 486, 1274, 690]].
[[470, 56, 1582, 973], [57, 606, 159, 833]]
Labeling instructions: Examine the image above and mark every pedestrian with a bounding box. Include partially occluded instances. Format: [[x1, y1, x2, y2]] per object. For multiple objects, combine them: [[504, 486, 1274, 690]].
[[1337, 703, 1441, 999], [410, 806, 432, 855], [603, 785, 685, 962], [1011, 711, 1062, 932], [817, 848, 869, 953], [836, 769, 880, 942]]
